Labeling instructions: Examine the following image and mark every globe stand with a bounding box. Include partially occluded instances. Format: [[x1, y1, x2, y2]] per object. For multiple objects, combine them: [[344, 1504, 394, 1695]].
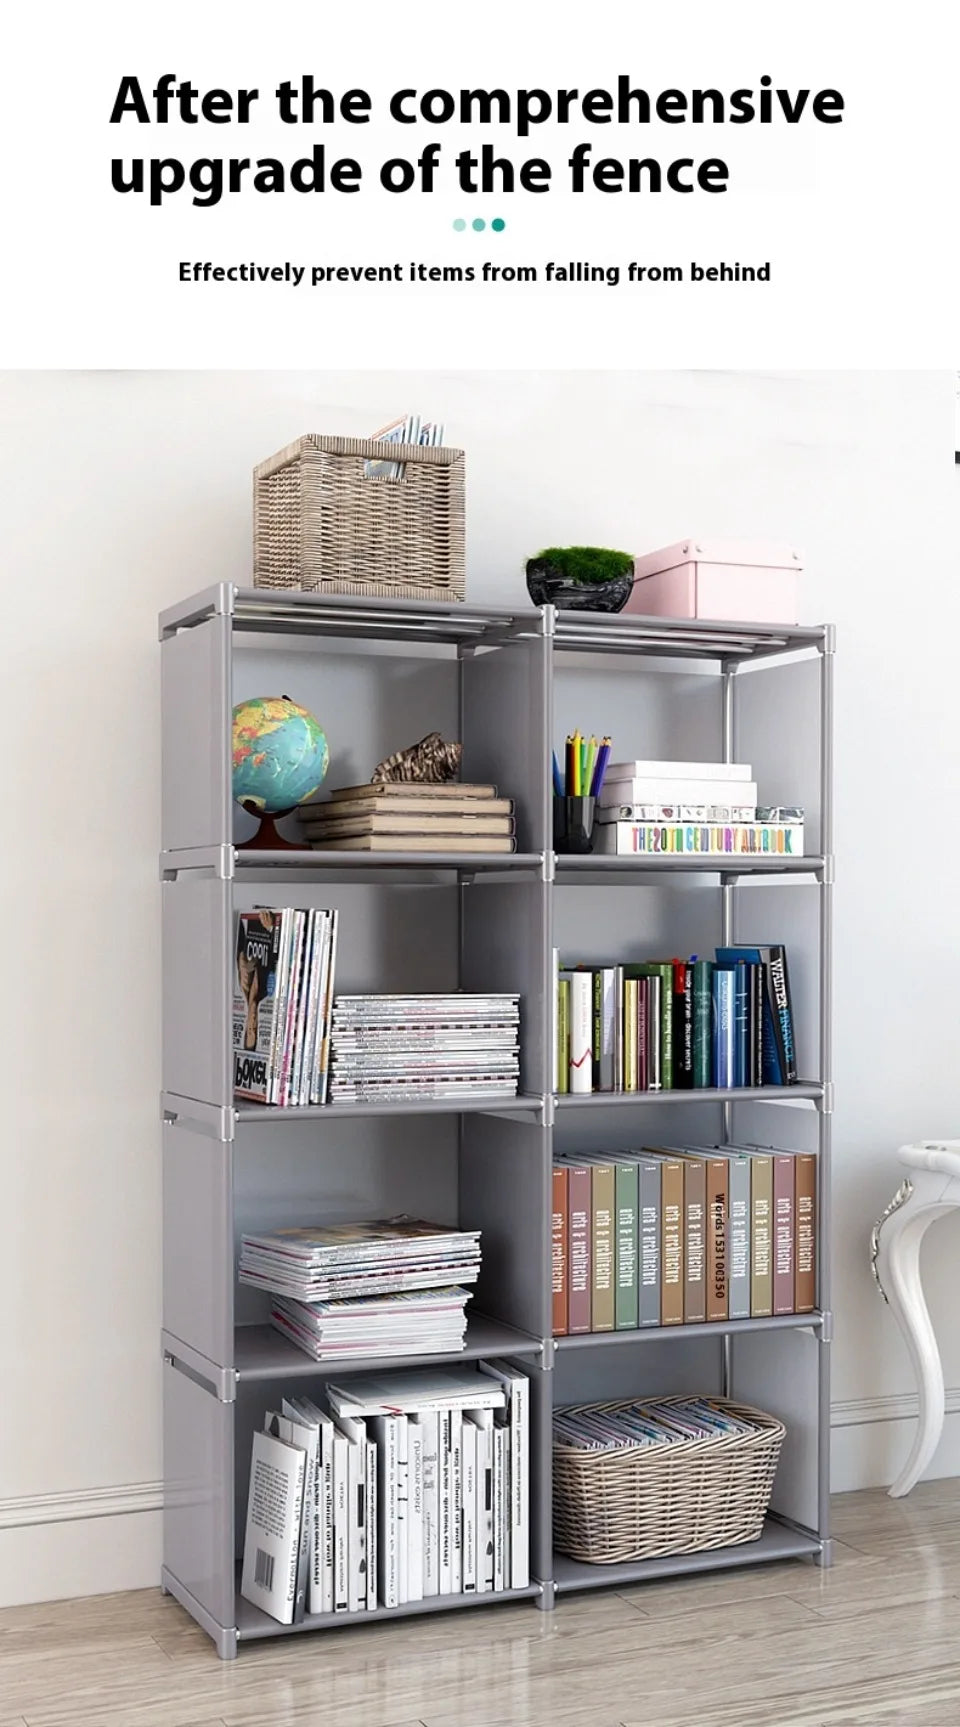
[[235, 803, 310, 852]]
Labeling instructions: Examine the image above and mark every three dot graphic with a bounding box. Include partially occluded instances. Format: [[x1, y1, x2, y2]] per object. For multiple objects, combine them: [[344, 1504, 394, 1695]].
[[452, 217, 506, 232]]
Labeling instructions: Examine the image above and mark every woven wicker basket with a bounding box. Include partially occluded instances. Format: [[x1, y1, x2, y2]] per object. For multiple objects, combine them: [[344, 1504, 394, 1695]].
[[253, 434, 465, 601], [553, 1397, 786, 1565]]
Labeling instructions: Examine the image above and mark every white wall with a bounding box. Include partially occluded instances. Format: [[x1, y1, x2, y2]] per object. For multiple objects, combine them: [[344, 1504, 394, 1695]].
[[2, 369, 957, 1602]]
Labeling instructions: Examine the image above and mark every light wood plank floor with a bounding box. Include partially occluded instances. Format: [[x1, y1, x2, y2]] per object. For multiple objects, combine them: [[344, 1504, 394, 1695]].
[[6, 1485, 960, 1726]]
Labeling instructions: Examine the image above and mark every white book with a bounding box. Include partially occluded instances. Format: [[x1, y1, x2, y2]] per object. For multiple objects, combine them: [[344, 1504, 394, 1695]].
[[407, 1416, 425, 1603], [419, 1411, 440, 1598], [465, 1409, 494, 1592], [266, 910, 294, 1104], [479, 1364, 530, 1589], [240, 1427, 306, 1626], [438, 1408, 453, 1595], [294, 909, 319, 1106], [364, 1438, 378, 1611], [279, 910, 307, 1106], [264, 1412, 310, 1620], [396, 1414, 409, 1605], [492, 1425, 508, 1593], [605, 759, 753, 782], [289, 909, 315, 1106], [370, 1413, 400, 1608], [280, 1400, 320, 1616], [599, 776, 758, 808], [289, 1396, 335, 1615], [331, 1427, 349, 1613], [568, 971, 593, 1094], [326, 1369, 506, 1419], [450, 1409, 463, 1594], [461, 1417, 477, 1593], [334, 1414, 365, 1614], [318, 907, 339, 1105], [308, 910, 331, 1105]]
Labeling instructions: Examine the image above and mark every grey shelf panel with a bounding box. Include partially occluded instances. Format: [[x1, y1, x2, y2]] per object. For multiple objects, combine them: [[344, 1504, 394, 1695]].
[[160, 583, 540, 647], [234, 1315, 544, 1382], [556, 1312, 824, 1350], [163, 846, 544, 878], [553, 1517, 822, 1594], [237, 1577, 542, 1641], [554, 1083, 824, 1109], [552, 612, 827, 663], [556, 854, 823, 879], [232, 1093, 543, 1123]]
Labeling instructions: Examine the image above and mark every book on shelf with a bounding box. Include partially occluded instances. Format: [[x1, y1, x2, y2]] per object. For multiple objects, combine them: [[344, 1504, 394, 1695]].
[[304, 832, 518, 854], [598, 802, 761, 824], [329, 994, 520, 1103], [599, 775, 759, 807], [297, 782, 516, 854], [550, 1146, 817, 1335], [603, 759, 755, 784], [233, 907, 338, 1106], [240, 1361, 525, 1624], [555, 946, 799, 1095], [596, 820, 804, 857], [322, 781, 501, 804]]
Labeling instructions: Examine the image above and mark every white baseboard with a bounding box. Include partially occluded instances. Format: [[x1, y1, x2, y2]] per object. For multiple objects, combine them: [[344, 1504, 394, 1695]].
[[0, 1506, 162, 1607], [0, 1480, 163, 1531], [831, 1391, 960, 1493]]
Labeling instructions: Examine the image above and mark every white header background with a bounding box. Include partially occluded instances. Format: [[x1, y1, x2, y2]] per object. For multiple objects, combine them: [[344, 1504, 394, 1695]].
[[1, 0, 956, 367]]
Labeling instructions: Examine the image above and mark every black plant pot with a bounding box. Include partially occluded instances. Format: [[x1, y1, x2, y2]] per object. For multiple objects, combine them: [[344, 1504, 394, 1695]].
[[525, 560, 633, 613]]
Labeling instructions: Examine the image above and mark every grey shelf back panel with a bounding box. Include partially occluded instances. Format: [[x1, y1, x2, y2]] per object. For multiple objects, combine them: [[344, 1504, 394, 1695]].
[[163, 877, 232, 1108], [461, 1114, 552, 1342], [162, 613, 232, 853], [461, 632, 550, 855], [730, 1326, 823, 1536], [163, 1358, 234, 1632], [163, 1123, 234, 1368], [461, 879, 550, 1099]]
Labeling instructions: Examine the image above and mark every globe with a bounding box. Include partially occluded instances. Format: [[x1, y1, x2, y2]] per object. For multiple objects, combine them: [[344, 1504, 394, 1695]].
[[232, 697, 329, 844]]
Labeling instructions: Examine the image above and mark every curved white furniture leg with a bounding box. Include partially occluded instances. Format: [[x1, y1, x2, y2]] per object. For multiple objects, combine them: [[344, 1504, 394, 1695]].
[[875, 1188, 952, 1497]]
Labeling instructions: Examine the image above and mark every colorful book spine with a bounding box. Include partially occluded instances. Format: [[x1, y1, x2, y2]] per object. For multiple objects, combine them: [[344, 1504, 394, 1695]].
[[749, 962, 764, 1087], [614, 1160, 639, 1330], [654, 1154, 684, 1325], [748, 1152, 774, 1317], [591, 1162, 616, 1332], [597, 821, 804, 857], [773, 1153, 796, 1315], [566, 1163, 592, 1334], [681, 1155, 707, 1325], [597, 967, 616, 1091], [568, 973, 593, 1094], [768, 946, 798, 1083], [636, 975, 649, 1091], [712, 967, 735, 1089], [556, 978, 570, 1095], [623, 977, 638, 1092], [552, 1164, 569, 1336], [692, 960, 713, 1086], [795, 1153, 817, 1313], [706, 1156, 729, 1323], [638, 1156, 662, 1327], [725, 1151, 752, 1321], [674, 959, 694, 1088], [733, 964, 749, 1088]]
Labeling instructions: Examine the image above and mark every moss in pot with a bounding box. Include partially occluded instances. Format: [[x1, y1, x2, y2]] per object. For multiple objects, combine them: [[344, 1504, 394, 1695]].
[[525, 546, 635, 612]]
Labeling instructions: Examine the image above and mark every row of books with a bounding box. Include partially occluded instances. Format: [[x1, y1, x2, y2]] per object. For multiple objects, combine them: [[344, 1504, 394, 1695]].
[[551, 1144, 817, 1334], [240, 1363, 529, 1625], [239, 1217, 482, 1362], [297, 780, 517, 856], [233, 907, 338, 1105], [556, 945, 798, 1094], [330, 994, 520, 1103], [554, 1396, 765, 1452]]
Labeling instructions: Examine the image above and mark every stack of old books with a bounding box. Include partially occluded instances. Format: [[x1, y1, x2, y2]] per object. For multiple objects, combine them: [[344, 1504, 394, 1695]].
[[297, 782, 516, 854]]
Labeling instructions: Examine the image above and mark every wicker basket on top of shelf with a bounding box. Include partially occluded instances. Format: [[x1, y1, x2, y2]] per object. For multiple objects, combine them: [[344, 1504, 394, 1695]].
[[553, 1397, 786, 1565], [253, 434, 465, 601]]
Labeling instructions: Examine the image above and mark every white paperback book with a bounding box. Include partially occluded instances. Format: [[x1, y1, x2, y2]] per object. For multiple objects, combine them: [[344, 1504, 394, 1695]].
[[419, 1411, 440, 1597], [396, 1415, 409, 1605], [334, 1414, 366, 1614], [331, 1427, 349, 1613], [492, 1425, 508, 1593], [407, 1416, 425, 1603], [364, 1438, 378, 1611], [461, 1417, 477, 1593], [465, 1409, 494, 1593], [291, 1397, 335, 1614], [568, 972, 593, 1094], [264, 1413, 310, 1620], [240, 1427, 307, 1626], [326, 1369, 506, 1419], [450, 1409, 463, 1594], [438, 1409, 453, 1595], [370, 1413, 400, 1609], [604, 759, 753, 782], [280, 1401, 320, 1615], [479, 1363, 530, 1589]]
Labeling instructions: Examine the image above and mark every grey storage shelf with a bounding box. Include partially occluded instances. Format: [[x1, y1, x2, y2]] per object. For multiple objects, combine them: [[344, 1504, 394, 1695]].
[[160, 583, 834, 1660]]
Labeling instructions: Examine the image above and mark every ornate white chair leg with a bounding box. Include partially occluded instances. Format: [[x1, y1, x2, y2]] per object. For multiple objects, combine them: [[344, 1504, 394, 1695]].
[[873, 1176, 954, 1497]]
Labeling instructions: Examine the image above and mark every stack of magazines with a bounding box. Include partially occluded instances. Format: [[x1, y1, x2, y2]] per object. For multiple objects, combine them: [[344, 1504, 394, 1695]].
[[232, 908, 338, 1105], [239, 1217, 482, 1361], [329, 994, 521, 1102]]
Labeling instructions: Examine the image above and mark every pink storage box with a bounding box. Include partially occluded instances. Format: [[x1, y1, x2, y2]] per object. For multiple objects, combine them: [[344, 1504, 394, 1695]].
[[624, 540, 802, 625]]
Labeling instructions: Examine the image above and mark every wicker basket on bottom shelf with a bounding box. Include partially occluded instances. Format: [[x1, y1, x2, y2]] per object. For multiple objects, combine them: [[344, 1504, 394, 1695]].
[[553, 1397, 786, 1565]]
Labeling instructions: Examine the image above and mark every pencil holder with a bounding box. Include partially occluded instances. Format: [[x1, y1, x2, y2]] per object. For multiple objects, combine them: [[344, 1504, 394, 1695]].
[[554, 796, 596, 854]]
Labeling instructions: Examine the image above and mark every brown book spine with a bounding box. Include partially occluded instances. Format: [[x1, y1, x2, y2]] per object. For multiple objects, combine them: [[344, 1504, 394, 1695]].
[[681, 1156, 707, 1324], [749, 1153, 774, 1317], [591, 1163, 616, 1332], [706, 1156, 729, 1323], [552, 1165, 569, 1335], [566, 1164, 592, 1334], [657, 1156, 684, 1325], [794, 1153, 817, 1314], [772, 1153, 796, 1316]]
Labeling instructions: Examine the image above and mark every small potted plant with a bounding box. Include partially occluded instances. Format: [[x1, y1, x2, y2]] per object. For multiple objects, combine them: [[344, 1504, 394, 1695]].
[[525, 546, 635, 613]]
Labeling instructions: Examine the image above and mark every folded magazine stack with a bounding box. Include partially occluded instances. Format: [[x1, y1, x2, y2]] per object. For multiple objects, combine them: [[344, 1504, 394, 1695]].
[[240, 1361, 530, 1625], [239, 1217, 482, 1362], [329, 994, 521, 1103]]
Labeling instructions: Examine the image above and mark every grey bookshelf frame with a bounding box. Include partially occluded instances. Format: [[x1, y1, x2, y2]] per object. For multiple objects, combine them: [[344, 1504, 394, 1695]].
[[159, 583, 834, 1659]]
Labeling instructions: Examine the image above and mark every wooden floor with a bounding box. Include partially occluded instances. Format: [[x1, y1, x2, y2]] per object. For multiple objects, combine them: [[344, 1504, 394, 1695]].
[[6, 1485, 960, 1726]]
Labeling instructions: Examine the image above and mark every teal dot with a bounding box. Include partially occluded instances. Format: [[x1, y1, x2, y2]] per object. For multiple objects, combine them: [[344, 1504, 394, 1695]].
[[452, 218, 466, 232], [472, 218, 486, 232], [491, 217, 506, 232]]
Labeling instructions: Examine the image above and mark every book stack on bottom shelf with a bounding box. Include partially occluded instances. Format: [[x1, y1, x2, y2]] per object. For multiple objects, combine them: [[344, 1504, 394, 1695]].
[[241, 1363, 530, 1625]]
